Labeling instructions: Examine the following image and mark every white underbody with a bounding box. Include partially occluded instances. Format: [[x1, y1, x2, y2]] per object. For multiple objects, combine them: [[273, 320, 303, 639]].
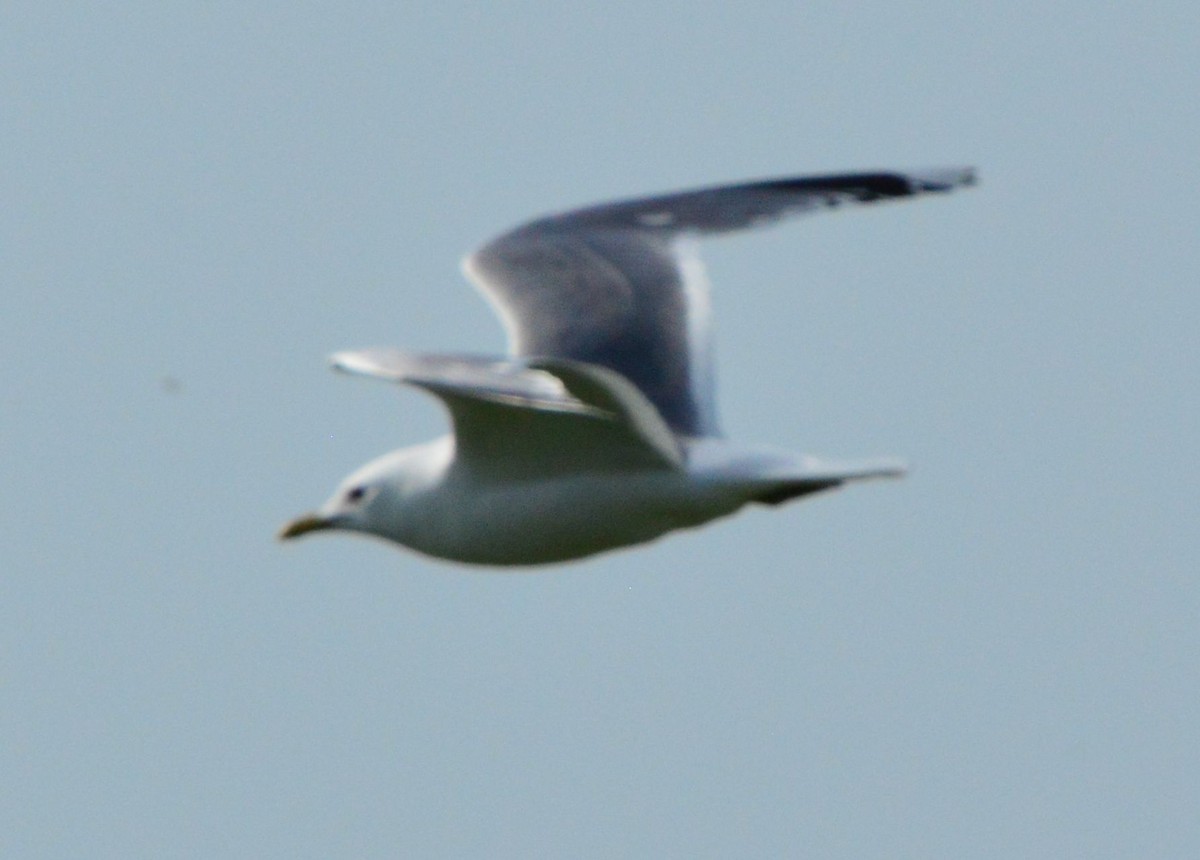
[[339, 436, 886, 566]]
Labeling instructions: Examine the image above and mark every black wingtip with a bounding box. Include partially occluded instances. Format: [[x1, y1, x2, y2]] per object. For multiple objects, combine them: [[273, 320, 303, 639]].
[[759, 172, 910, 201], [760, 166, 977, 201]]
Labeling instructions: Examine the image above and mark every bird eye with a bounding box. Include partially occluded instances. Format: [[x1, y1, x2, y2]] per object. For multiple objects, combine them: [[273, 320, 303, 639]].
[[346, 485, 368, 503]]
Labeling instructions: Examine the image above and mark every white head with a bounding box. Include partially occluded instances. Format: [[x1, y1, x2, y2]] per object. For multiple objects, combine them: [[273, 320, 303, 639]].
[[278, 437, 453, 547]]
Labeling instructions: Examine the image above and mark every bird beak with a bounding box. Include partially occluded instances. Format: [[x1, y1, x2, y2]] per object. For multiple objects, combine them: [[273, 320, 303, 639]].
[[278, 513, 333, 540]]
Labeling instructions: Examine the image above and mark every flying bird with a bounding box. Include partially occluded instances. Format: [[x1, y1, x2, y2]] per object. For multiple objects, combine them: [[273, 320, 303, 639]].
[[280, 168, 975, 565]]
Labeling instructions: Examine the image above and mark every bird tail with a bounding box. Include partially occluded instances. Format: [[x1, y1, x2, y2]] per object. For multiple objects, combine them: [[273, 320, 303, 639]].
[[748, 458, 907, 506]]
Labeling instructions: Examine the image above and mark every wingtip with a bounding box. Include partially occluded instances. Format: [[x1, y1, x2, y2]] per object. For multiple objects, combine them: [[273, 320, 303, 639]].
[[328, 348, 399, 379], [850, 457, 909, 480], [792, 456, 909, 483], [909, 166, 978, 192], [328, 350, 363, 377]]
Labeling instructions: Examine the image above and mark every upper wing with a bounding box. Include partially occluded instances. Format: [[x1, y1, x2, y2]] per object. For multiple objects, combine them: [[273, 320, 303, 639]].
[[331, 349, 682, 480], [463, 167, 976, 439]]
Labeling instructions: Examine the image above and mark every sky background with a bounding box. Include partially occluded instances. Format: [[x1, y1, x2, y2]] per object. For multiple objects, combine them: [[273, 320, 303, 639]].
[[3, 3, 1197, 857]]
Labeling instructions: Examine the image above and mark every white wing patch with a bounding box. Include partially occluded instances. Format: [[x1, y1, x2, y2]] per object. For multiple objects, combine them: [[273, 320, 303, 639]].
[[637, 211, 676, 227]]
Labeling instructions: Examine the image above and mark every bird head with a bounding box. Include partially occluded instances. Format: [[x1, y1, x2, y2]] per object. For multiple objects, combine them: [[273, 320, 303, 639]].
[[278, 437, 451, 545]]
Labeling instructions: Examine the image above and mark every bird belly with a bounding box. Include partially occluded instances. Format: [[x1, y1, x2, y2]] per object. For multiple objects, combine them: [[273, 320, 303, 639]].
[[405, 471, 743, 566]]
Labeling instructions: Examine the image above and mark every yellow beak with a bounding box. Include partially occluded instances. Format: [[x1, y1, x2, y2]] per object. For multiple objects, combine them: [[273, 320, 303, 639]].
[[278, 513, 333, 540]]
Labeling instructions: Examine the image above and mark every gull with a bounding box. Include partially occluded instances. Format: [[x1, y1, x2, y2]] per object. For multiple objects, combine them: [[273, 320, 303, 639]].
[[280, 167, 975, 565]]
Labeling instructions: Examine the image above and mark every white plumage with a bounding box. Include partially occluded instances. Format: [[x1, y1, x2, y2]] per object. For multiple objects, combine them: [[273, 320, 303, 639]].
[[281, 168, 975, 565]]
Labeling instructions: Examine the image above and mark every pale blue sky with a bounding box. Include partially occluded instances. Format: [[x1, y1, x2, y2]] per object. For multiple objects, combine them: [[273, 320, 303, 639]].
[[4, 3, 1197, 857]]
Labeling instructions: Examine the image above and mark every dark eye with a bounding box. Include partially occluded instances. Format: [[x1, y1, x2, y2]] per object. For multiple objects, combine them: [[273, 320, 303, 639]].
[[346, 485, 368, 503]]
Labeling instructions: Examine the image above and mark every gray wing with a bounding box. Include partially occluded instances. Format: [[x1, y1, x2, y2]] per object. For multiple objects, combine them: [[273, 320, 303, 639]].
[[463, 167, 976, 438], [331, 349, 683, 479]]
